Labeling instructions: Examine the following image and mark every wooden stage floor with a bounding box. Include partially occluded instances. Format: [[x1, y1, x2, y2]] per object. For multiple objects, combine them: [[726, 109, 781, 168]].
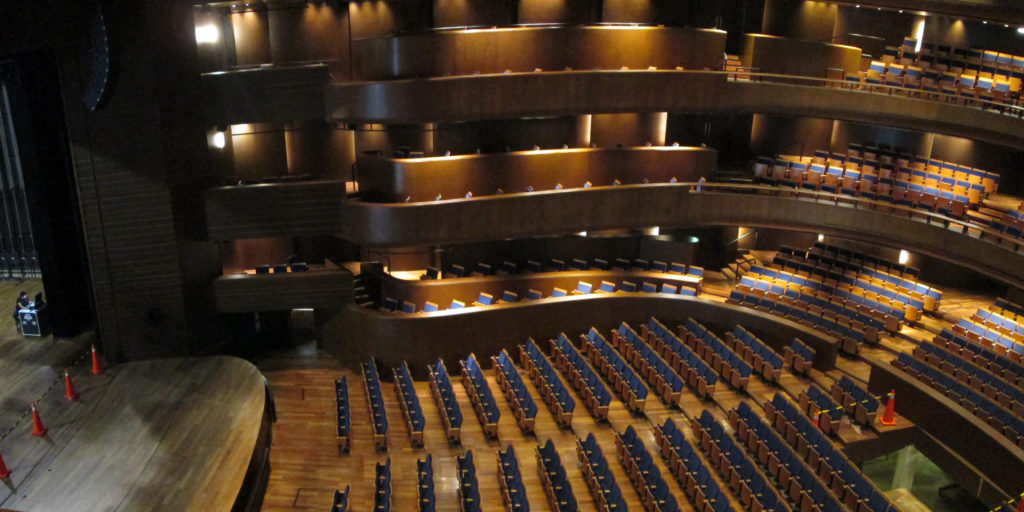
[[0, 284, 268, 512]]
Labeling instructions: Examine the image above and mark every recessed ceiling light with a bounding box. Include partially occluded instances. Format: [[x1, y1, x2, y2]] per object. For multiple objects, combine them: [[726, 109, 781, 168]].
[[898, 10, 903, 13]]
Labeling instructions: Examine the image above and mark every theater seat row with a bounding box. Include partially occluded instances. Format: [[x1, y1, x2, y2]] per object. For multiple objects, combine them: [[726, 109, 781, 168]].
[[520, 339, 576, 427], [417, 454, 435, 512], [577, 433, 628, 512], [428, 358, 464, 444], [682, 318, 753, 390], [798, 385, 843, 435], [912, 342, 1024, 417], [537, 439, 578, 512], [612, 322, 685, 407], [783, 339, 816, 376], [831, 377, 879, 426], [581, 327, 649, 412], [493, 349, 539, 434], [335, 377, 350, 452], [498, 446, 530, 512], [552, 333, 612, 421], [362, 359, 389, 451], [616, 425, 680, 512], [644, 318, 719, 398], [457, 450, 482, 512], [653, 418, 740, 512], [460, 354, 502, 438], [933, 328, 1024, 383], [725, 325, 784, 384], [427, 256, 703, 282], [393, 361, 426, 447]]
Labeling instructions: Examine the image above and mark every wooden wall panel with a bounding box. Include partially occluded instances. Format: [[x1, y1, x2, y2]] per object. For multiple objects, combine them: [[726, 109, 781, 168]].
[[201, 64, 329, 125], [205, 181, 347, 240], [214, 269, 352, 312], [351, 26, 727, 80], [319, 294, 839, 375], [740, 33, 862, 77]]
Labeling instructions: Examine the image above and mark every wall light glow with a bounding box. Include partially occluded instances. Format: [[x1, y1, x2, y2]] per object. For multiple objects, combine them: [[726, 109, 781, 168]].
[[210, 131, 226, 149], [914, 18, 925, 53], [898, 250, 910, 265], [195, 24, 219, 44], [1017, 27, 1024, 34], [817, 234, 825, 242]]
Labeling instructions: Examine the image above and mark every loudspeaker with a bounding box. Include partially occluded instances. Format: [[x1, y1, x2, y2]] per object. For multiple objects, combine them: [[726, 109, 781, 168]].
[[82, 1, 118, 111]]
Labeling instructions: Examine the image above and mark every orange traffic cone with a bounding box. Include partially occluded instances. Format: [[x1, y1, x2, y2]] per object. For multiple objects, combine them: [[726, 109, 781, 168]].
[[879, 390, 897, 426], [30, 402, 47, 436], [90, 345, 104, 375], [1017, 497, 1024, 512], [64, 368, 79, 400], [0, 450, 10, 478]]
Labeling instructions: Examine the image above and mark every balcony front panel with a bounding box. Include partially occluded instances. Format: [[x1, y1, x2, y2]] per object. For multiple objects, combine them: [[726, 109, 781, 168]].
[[214, 269, 353, 312], [201, 64, 330, 125]]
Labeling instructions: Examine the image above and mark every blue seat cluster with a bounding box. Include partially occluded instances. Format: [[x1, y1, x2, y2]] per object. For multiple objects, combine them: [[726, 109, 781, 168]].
[[580, 327, 648, 412], [576, 433, 627, 512], [729, 403, 844, 512], [492, 349, 539, 433], [831, 377, 879, 425], [460, 354, 501, 438], [374, 457, 392, 512], [457, 450, 482, 512], [520, 339, 575, 426], [726, 325, 784, 383], [954, 318, 1024, 357], [613, 322, 684, 407], [995, 298, 1024, 318], [972, 307, 1024, 337], [688, 413, 779, 512], [417, 454, 435, 512], [683, 319, 752, 390], [644, 318, 718, 398], [536, 439, 578, 512], [551, 333, 611, 421], [783, 339, 816, 375], [728, 286, 866, 355], [361, 359, 389, 451], [798, 385, 843, 435], [498, 445, 530, 511], [335, 377, 350, 452], [914, 342, 1024, 415], [762, 396, 895, 512], [934, 330, 1024, 384], [330, 485, 349, 512], [895, 353, 1024, 445], [615, 425, 680, 512], [393, 361, 425, 447], [427, 358, 463, 443]]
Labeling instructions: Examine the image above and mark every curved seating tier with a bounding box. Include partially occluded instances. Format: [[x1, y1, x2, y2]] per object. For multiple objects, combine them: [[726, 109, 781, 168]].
[[933, 328, 1024, 382], [725, 325, 784, 384], [912, 342, 1024, 418], [783, 339, 816, 375]]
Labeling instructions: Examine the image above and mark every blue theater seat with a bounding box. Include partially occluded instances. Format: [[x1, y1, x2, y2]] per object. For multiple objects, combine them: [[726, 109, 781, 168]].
[[580, 328, 648, 412], [428, 359, 463, 443], [392, 361, 425, 447], [335, 377, 350, 452], [361, 359, 389, 451], [456, 451, 482, 512], [417, 455, 435, 512], [520, 338, 575, 426], [460, 354, 501, 438], [537, 439, 578, 512], [492, 349, 538, 434]]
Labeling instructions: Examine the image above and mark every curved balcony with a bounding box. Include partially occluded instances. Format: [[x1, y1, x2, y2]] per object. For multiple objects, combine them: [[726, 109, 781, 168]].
[[205, 181, 1024, 290], [326, 71, 1024, 151], [320, 293, 840, 374]]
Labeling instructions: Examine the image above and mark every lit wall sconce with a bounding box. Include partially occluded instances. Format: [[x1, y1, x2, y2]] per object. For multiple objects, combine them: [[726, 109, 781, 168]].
[[817, 234, 825, 242], [210, 131, 226, 149], [195, 24, 219, 44], [898, 250, 910, 265]]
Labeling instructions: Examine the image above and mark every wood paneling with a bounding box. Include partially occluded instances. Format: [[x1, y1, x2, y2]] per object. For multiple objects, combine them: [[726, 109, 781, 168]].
[[352, 26, 727, 80], [740, 33, 862, 77], [201, 64, 330, 125], [215, 269, 353, 312], [357, 146, 717, 202], [205, 180, 347, 240], [0, 356, 267, 511], [320, 294, 840, 375], [325, 71, 1024, 151]]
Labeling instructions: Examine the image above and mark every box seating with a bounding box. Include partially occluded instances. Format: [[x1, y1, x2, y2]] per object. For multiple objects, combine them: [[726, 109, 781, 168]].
[[692, 411, 793, 512], [577, 433, 629, 512], [417, 455, 435, 512], [725, 325, 784, 383], [498, 446, 530, 512], [492, 349, 539, 434], [460, 353, 501, 438], [552, 332, 612, 421], [726, 404, 846, 512], [783, 339, 816, 375], [974, 306, 1024, 340], [457, 450, 482, 512], [537, 439, 579, 512], [392, 361, 426, 447], [361, 359, 389, 451], [612, 322, 685, 407], [519, 339, 575, 427], [894, 353, 1024, 448], [331, 485, 350, 512], [644, 318, 718, 399], [831, 377, 879, 426], [335, 377, 350, 452], [428, 358, 463, 444], [758, 397, 895, 512], [652, 418, 741, 512], [912, 342, 1024, 417], [681, 318, 752, 390], [615, 425, 681, 512], [798, 385, 843, 435], [934, 329, 1024, 382], [580, 327, 648, 412], [374, 457, 392, 512], [955, 317, 1024, 351]]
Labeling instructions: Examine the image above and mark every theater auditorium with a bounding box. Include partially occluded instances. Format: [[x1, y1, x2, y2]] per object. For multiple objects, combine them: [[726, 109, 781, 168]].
[[2, 0, 1024, 511]]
